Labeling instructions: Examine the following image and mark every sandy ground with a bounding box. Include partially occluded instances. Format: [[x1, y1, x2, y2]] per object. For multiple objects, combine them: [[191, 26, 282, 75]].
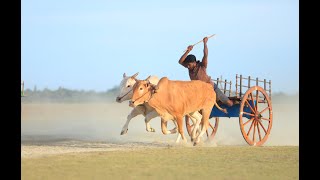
[[22, 141, 173, 158], [21, 96, 298, 158]]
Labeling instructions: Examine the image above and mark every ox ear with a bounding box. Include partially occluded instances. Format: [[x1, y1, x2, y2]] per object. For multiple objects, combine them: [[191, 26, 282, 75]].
[[145, 77, 151, 88], [145, 76, 151, 87], [150, 84, 158, 94], [145, 81, 150, 88], [123, 73, 126, 78]]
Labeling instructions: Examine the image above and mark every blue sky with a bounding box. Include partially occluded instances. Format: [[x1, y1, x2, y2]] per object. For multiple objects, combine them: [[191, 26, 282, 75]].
[[21, 0, 298, 94]]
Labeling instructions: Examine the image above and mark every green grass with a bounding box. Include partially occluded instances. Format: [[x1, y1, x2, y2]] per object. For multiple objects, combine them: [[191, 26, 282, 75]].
[[22, 146, 298, 180]]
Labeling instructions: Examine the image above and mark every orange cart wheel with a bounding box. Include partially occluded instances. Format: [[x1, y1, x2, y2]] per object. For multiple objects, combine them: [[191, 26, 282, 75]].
[[239, 86, 273, 146]]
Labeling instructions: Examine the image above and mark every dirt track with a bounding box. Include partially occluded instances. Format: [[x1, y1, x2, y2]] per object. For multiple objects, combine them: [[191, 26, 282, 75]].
[[22, 141, 172, 158], [21, 97, 298, 158], [21, 100, 299, 179]]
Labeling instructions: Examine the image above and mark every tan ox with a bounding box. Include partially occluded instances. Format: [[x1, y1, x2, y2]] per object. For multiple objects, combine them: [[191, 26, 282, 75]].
[[130, 77, 227, 146]]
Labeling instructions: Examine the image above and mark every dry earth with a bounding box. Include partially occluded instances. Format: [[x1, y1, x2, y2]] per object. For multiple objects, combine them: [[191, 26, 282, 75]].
[[21, 95, 298, 158]]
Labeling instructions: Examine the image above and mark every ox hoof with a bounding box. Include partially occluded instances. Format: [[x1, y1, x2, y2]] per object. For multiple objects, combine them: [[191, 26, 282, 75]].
[[169, 128, 177, 134], [171, 130, 177, 134], [191, 137, 197, 142], [120, 129, 128, 135], [193, 138, 201, 146], [147, 128, 156, 132]]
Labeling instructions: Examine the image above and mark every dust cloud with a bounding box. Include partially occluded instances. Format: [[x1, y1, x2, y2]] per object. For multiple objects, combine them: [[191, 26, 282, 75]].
[[21, 102, 178, 145], [21, 95, 298, 147]]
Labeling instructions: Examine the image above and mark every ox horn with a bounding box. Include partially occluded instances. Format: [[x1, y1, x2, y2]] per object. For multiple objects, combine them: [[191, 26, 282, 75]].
[[145, 75, 151, 81], [130, 72, 139, 81], [123, 73, 126, 78], [131, 72, 139, 79]]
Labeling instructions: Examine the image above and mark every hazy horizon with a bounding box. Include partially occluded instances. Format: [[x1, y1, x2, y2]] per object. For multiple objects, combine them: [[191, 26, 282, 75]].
[[21, 82, 299, 96]]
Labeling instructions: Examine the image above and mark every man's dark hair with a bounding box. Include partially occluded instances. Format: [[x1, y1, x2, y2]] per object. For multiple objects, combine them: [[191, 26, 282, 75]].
[[184, 54, 196, 64]]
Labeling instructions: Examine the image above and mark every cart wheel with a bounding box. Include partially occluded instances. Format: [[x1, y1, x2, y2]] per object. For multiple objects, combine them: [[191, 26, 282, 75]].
[[239, 86, 273, 146], [185, 116, 219, 141]]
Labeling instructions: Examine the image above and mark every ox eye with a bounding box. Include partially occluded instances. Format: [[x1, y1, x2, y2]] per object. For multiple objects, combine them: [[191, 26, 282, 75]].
[[140, 87, 143, 90], [127, 85, 131, 87]]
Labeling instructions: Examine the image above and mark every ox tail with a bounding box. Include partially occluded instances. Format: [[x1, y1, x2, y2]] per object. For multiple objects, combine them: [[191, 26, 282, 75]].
[[214, 101, 228, 114]]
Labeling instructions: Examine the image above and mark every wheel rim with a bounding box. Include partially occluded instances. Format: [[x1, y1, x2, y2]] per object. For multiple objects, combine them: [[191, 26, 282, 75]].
[[239, 86, 273, 146], [185, 115, 219, 141]]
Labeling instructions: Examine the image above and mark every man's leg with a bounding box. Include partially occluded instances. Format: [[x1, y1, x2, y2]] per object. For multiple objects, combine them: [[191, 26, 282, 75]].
[[214, 87, 233, 107]]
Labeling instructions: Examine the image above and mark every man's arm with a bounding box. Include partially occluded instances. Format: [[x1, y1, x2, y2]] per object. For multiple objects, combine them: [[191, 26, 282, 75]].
[[178, 45, 193, 68], [202, 37, 208, 68]]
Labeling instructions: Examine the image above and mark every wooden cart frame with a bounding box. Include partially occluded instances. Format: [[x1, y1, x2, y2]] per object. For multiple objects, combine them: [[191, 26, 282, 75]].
[[185, 74, 273, 146]]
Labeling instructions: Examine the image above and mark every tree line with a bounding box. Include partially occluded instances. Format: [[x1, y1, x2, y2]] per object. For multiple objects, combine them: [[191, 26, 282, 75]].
[[21, 85, 298, 104], [21, 86, 120, 103]]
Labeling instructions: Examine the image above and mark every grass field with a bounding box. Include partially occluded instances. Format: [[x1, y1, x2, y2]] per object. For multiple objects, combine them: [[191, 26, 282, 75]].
[[22, 146, 298, 180]]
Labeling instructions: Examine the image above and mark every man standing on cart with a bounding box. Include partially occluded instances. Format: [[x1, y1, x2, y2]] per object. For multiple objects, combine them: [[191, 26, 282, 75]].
[[178, 36, 234, 107]]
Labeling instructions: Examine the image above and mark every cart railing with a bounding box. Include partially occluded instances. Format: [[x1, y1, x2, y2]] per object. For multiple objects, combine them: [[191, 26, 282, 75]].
[[235, 74, 271, 100], [212, 77, 233, 97], [211, 74, 272, 101]]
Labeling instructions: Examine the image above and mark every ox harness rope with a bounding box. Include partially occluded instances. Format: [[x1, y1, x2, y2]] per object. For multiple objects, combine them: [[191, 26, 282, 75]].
[[118, 88, 133, 100], [132, 84, 157, 104]]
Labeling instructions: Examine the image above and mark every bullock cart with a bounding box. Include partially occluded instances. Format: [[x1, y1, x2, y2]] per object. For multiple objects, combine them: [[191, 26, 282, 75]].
[[185, 74, 273, 146]]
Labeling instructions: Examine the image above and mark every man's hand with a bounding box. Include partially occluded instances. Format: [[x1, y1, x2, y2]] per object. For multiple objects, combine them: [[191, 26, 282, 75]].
[[179, 45, 194, 66], [203, 37, 208, 44]]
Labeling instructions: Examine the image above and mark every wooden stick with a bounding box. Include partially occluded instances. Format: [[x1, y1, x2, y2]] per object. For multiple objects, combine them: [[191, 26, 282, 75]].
[[183, 34, 216, 52], [229, 81, 232, 97]]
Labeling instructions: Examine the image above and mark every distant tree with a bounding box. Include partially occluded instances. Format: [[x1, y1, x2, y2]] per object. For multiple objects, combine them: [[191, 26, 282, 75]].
[[107, 85, 119, 95]]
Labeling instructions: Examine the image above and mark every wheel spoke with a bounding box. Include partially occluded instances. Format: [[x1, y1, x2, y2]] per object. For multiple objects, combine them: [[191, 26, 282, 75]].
[[249, 93, 255, 110], [243, 118, 254, 126], [245, 99, 256, 113], [260, 106, 270, 115], [186, 118, 190, 125], [261, 117, 270, 121], [209, 122, 214, 129], [257, 122, 262, 141], [253, 121, 256, 142], [243, 112, 255, 117], [258, 120, 267, 134], [247, 120, 254, 136]]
